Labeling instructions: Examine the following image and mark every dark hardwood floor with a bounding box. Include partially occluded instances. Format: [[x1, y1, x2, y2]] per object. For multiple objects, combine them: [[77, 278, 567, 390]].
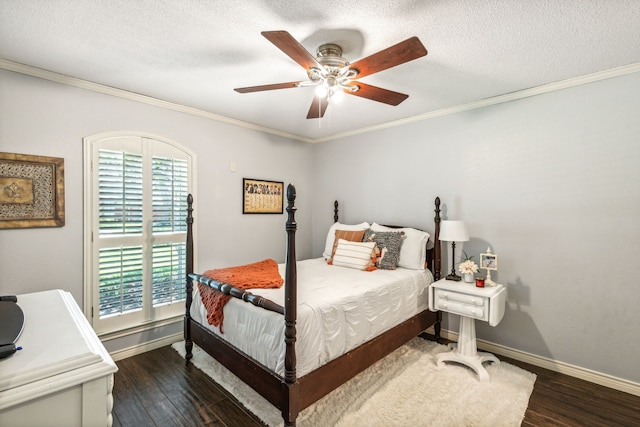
[[112, 337, 640, 427]]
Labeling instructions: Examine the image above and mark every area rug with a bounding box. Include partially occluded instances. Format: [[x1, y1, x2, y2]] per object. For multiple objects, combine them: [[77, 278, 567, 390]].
[[172, 338, 536, 427]]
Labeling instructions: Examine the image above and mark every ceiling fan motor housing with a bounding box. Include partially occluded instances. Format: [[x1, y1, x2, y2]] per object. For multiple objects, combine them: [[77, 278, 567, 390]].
[[316, 44, 349, 68]]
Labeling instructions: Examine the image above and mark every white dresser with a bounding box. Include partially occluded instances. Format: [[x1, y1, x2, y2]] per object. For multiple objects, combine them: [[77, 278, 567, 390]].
[[0, 290, 118, 426]]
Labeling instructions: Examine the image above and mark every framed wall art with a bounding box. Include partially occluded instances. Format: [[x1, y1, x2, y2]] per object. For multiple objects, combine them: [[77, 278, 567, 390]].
[[0, 152, 65, 229], [243, 178, 283, 214]]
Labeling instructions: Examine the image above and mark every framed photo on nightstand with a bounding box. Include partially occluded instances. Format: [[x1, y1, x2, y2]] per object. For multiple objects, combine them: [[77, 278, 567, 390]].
[[480, 251, 498, 270]]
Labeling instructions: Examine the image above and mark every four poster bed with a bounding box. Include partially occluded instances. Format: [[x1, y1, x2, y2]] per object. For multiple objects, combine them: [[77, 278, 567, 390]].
[[184, 184, 443, 426]]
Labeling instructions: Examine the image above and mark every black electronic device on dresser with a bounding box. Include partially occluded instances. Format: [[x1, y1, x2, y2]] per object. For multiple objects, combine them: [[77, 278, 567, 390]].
[[0, 296, 24, 359]]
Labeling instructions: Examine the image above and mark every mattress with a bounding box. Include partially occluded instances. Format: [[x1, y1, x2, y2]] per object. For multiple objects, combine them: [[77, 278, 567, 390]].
[[190, 257, 433, 377]]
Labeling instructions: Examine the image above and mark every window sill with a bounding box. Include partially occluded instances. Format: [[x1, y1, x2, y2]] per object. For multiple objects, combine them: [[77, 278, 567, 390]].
[[97, 315, 183, 342]]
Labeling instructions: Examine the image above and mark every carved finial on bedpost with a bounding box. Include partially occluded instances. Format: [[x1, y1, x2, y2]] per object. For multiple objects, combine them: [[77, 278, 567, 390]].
[[283, 184, 300, 424], [185, 194, 194, 361], [333, 200, 339, 223]]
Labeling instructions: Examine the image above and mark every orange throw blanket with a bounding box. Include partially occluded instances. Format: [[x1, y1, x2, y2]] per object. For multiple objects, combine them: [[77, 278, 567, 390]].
[[198, 258, 283, 333]]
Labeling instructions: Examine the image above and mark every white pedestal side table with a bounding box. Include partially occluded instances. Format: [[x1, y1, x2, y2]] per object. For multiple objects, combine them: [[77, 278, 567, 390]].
[[429, 279, 506, 381]]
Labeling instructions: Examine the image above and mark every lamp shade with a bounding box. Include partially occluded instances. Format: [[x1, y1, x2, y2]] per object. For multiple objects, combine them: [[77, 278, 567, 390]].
[[439, 220, 469, 242]]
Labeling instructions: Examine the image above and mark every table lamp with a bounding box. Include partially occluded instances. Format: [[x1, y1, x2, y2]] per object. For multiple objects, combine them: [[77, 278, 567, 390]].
[[439, 220, 469, 281]]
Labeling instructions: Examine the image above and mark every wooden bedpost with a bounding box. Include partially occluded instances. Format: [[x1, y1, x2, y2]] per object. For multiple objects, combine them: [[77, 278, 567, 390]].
[[433, 196, 442, 341], [433, 197, 441, 281], [185, 194, 194, 361], [333, 200, 339, 223], [283, 184, 299, 426]]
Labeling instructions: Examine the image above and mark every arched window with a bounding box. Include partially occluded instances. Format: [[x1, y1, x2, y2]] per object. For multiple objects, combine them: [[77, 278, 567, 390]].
[[84, 132, 194, 336]]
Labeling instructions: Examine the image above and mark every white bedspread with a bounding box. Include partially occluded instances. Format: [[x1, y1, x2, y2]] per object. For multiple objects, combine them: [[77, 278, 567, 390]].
[[190, 258, 433, 377]]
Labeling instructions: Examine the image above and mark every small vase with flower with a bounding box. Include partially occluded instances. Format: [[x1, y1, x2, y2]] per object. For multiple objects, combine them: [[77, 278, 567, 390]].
[[458, 251, 479, 283]]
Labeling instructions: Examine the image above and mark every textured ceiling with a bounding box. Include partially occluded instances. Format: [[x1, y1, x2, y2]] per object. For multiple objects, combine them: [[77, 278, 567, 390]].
[[2, 0, 640, 142]]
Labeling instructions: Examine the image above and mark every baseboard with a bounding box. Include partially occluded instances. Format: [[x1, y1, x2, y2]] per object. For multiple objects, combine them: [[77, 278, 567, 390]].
[[108, 327, 640, 397], [108, 332, 184, 361], [440, 329, 640, 397]]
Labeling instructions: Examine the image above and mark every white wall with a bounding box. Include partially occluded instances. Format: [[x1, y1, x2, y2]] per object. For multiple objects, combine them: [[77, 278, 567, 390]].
[[3, 66, 639, 385], [0, 69, 314, 351], [312, 72, 640, 384]]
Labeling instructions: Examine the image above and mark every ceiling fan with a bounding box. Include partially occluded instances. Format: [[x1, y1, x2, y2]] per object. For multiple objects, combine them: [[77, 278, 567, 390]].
[[234, 31, 428, 119]]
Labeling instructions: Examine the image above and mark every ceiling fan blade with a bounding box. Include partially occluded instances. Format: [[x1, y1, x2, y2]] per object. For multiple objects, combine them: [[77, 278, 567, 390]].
[[261, 31, 321, 70], [348, 37, 427, 79], [346, 82, 409, 106], [234, 81, 302, 93], [306, 95, 329, 119]]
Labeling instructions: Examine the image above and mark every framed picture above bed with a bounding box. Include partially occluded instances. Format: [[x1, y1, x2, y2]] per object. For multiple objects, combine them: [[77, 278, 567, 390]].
[[0, 152, 65, 229], [242, 178, 283, 214]]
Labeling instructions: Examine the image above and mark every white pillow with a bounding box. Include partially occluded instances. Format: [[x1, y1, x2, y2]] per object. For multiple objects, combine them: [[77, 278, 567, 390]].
[[371, 223, 430, 270], [323, 221, 370, 259], [331, 239, 376, 270]]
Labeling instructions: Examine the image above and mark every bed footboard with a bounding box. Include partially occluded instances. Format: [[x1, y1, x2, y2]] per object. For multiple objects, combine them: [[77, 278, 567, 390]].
[[189, 273, 285, 314]]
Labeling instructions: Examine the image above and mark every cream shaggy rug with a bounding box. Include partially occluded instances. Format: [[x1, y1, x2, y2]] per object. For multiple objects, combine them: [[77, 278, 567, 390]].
[[173, 338, 536, 427]]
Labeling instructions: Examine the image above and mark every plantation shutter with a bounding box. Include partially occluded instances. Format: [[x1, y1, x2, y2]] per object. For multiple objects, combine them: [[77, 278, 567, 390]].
[[151, 156, 188, 307], [99, 246, 143, 316], [85, 134, 194, 335], [99, 150, 143, 235], [152, 157, 188, 233], [98, 150, 144, 317]]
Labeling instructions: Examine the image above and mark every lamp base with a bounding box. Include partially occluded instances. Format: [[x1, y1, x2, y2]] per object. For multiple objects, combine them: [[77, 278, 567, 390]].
[[446, 273, 462, 282]]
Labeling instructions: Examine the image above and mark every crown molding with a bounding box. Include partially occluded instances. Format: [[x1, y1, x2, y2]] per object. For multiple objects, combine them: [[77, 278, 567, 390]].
[[3, 58, 639, 144], [0, 58, 314, 144], [313, 62, 640, 143]]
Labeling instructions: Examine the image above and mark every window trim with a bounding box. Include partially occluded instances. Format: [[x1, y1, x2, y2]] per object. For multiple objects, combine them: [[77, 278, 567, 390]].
[[83, 131, 197, 336]]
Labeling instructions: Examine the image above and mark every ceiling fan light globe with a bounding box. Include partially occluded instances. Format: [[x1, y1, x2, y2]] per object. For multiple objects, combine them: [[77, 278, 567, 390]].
[[331, 89, 345, 103], [315, 85, 328, 97]]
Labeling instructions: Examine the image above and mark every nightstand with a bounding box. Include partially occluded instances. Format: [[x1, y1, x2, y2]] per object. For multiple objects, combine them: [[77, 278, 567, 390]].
[[429, 279, 506, 381]]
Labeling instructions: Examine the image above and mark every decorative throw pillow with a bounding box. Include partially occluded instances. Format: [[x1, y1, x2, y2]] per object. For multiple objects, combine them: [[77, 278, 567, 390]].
[[329, 229, 366, 262], [331, 239, 377, 271], [364, 229, 403, 270], [371, 223, 430, 270], [323, 222, 370, 259]]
